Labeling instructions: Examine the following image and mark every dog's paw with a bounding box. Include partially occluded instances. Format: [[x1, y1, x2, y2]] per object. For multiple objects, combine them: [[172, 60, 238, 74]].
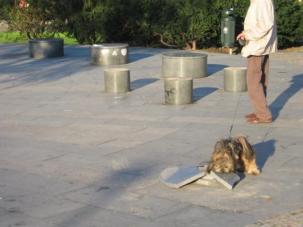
[[248, 168, 261, 176]]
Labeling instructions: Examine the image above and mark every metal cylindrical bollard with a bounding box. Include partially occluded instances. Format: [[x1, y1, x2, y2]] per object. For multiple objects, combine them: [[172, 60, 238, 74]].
[[164, 77, 193, 105], [29, 38, 64, 59], [224, 67, 247, 92], [162, 52, 208, 79], [91, 43, 128, 66], [104, 68, 130, 93]]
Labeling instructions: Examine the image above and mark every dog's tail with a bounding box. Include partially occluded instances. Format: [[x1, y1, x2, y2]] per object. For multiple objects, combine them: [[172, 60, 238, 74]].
[[236, 136, 256, 160], [237, 136, 260, 175]]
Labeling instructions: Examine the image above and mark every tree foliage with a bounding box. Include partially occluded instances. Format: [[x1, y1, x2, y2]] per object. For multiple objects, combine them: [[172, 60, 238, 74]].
[[64, 0, 111, 44], [274, 0, 303, 48], [152, 0, 215, 50], [0, 0, 14, 20], [8, 0, 67, 38], [4, 0, 303, 48]]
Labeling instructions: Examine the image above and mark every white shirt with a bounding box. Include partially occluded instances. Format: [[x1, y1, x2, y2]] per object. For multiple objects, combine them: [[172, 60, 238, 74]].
[[242, 0, 278, 57]]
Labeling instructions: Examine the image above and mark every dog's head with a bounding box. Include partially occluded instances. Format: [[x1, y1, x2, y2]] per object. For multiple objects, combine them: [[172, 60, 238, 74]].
[[207, 139, 237, 173]]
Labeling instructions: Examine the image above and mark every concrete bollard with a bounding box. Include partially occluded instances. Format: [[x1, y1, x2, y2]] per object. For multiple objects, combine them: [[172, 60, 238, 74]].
[[91, 43, 128, 66], [164, 77, 193, 105], [162, 52, 208, 79], [224, 67, 247, 92], [29, 38, 64, 59], [104, 68, 130, 93]]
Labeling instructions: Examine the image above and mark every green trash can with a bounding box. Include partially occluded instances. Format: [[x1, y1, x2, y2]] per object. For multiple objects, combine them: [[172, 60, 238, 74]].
[[221, 9, 236, 48]]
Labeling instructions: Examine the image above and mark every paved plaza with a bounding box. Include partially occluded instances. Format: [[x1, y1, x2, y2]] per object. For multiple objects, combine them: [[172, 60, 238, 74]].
[[0, 44, 302, 226]]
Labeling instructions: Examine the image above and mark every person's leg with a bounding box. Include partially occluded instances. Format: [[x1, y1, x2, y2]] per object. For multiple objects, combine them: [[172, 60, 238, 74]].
[[247, 55, 272, 121], [261, 55, 269, 97]]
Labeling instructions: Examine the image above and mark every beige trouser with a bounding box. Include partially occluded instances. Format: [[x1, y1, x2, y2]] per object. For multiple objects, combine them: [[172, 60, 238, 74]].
[[247, 55, 272, 120]]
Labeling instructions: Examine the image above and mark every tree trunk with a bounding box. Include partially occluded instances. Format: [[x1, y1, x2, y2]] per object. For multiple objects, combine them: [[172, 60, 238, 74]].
[[192, 40, 197, 51]]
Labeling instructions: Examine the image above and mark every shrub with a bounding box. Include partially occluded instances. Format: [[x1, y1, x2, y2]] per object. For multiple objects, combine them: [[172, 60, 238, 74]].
[[152, 0, 217, 50], [63, 0, 111, 44], [0, 0, 14, 21], [9, 0, 65, 39], [104, 0, 169, 46], [4, 0, 303, 48], [274, 0, 303, 48]]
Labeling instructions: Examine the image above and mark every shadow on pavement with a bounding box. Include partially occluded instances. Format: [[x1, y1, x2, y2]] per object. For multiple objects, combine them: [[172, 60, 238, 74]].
[[208, 64, 228, 76], [129, 53, 154, 63], [193, 87, 218, 102], [57, 164, 156, 227], [0, 45, 170, 90], [0, 45, 95, 89], [64, 45, 90, 58], [128, 47, 169, 63], [270, 74, 303, 120], [254, 139, 276, 171], [131, 78, 159, 91]]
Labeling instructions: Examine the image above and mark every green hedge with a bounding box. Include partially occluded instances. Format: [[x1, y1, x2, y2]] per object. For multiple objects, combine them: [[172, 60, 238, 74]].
[[0, 0, 14, 20], [3, 0, 303, 49], [62, 0, 303, 49], [63, 0, 249, 48], [275, 0, 303, 48]]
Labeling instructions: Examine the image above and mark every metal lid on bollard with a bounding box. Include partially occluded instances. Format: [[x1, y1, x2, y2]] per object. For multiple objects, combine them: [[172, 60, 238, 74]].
[[163, 52, 207, 59], [29, 38, 64, 44], [104, 67, 129, 72], [224, 67, 247, 72], [163, 77, 193, 81], [92, 43, 128, 48]]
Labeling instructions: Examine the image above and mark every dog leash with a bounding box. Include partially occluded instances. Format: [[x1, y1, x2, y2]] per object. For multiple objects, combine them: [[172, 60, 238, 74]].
[[228, 94, 241, 138]]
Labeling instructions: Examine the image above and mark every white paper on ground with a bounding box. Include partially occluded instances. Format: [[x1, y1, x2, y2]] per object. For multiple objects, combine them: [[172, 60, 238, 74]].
[[160, 166, 205, 188]]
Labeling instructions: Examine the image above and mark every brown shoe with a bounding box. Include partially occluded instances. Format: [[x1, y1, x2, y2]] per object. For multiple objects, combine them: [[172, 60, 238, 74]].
[[245, 113, 256, 119], [247, 116, 272, 124]]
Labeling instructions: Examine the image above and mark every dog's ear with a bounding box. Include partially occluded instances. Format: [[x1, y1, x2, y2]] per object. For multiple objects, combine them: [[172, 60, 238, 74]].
[[214, 139, 225, 151]]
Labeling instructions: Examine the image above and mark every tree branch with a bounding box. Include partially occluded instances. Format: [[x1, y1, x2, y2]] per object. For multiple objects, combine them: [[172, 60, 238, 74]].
[[154, 32, 177, 48]]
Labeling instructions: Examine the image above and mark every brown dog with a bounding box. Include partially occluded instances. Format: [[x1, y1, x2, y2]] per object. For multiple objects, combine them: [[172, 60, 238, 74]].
[[206, 136, 260, 175]]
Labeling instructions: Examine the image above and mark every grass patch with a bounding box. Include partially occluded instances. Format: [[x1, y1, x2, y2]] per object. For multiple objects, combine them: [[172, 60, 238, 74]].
[[0, 31, 27, 43], [0, 32, 78, 45], [55, 33, 79, 45]]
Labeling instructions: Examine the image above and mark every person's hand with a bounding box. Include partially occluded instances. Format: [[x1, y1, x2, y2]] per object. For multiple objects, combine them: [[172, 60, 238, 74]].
[[237, 32, 246, 40]]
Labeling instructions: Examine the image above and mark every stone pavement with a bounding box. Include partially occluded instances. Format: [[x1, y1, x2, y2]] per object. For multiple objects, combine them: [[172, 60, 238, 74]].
[[0, 44, 302, 227]]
